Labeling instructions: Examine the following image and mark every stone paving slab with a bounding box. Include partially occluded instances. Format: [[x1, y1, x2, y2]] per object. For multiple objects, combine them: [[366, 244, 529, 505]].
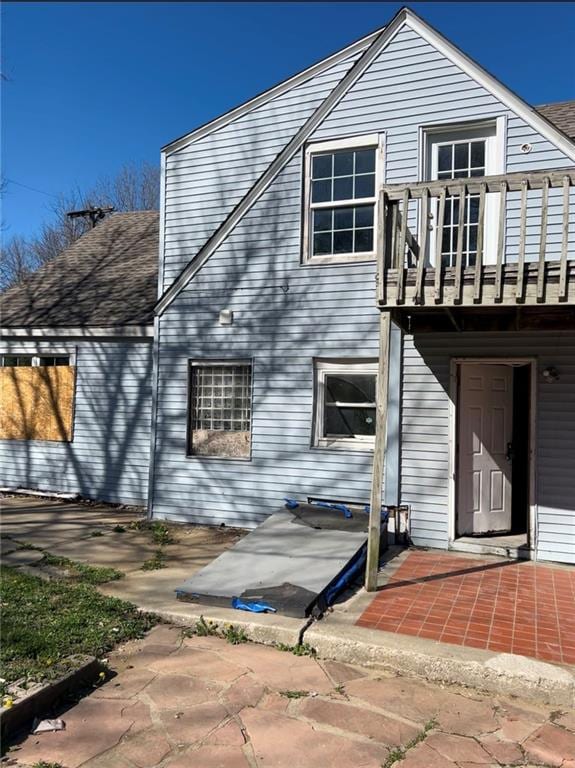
[[6, 625, 575, 768]]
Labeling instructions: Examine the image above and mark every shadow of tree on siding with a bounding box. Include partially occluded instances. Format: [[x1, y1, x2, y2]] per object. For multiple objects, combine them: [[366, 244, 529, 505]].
[[0, 216, 158, 507], [152, 129, 392, 531]]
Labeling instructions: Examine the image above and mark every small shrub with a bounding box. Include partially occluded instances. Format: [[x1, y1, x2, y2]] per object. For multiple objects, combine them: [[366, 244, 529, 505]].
[[90, 530, 104, 537], [112, 525, 126, 533]]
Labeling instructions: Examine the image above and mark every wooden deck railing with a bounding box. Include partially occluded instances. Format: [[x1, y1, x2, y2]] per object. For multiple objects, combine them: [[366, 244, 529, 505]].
[[377, 168, 575, 307]]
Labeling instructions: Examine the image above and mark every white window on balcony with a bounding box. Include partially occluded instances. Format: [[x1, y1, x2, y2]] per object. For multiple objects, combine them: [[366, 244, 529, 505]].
[[303, 134, 383, 263], [314, 360, 377, 450], [425, 121, 504, 267]]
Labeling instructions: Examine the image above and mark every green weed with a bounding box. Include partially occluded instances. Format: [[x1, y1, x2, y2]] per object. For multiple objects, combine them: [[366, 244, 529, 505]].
[[280, 690, 310, 699], [275, 642, 316, 657], [382, 718, 437, 767], [141, 549, 167, 571], [221, 624, 248, 645]]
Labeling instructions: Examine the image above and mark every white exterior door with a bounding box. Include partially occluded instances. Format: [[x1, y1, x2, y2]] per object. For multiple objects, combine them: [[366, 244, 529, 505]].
[[457, 363, 513, 535]]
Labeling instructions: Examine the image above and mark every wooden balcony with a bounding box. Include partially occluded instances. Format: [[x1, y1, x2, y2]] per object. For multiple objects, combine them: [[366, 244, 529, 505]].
[[377, 168, 575, 330]]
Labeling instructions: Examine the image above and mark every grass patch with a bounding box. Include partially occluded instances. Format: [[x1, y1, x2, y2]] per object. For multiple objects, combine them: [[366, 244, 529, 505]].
[[40, 554, 123, 585], [382, 718, 437, 767], [141, 549, 167, 571], [0, 565, 157, 686]]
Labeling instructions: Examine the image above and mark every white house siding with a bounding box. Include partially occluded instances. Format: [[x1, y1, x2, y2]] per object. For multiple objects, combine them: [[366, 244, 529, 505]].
[[0, 338, 153, 506], [153, 21, 575, 539], [402, 331, 575, 564]]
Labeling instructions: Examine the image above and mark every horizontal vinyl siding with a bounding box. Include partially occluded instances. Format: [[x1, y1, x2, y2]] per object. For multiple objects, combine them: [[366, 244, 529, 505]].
[[162, 51, 362, 288], [312, 26, 574, 262], [155, 22, 575, 538], [401, 331, 575, 564], [0, 339, 153, 506]]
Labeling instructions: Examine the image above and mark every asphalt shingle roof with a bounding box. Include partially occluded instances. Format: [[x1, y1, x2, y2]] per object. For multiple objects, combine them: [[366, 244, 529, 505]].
[[1, 211, 159, 328], [537, 100, 575, 141]]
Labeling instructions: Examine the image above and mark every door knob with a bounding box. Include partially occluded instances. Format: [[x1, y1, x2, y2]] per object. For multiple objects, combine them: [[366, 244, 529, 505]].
[[505, 442, 514, 462]]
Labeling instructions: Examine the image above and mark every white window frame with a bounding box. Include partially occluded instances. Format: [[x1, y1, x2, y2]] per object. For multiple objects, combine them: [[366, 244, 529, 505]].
[[302, 133, 385, 264], [421, 119, 505, 267], [313, 359, 378, 451]]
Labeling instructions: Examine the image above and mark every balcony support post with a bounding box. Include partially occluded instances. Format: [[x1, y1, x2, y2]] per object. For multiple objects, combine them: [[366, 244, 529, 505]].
[[365, 309, 391, 592]]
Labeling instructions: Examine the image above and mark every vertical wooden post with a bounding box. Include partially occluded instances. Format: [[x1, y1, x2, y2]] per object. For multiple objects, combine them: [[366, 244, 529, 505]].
[[365, 310, 391, 592], [537, 176, 549, 302]]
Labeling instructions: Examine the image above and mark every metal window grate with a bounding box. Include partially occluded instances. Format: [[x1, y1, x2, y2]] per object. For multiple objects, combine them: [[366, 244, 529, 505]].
[[191, 364, 252, 432]]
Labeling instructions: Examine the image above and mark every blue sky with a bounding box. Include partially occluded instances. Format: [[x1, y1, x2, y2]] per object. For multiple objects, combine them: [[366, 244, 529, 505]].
[[2, 2, 574, 241]]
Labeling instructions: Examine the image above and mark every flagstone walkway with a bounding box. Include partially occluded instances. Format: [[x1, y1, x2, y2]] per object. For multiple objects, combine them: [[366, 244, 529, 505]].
[[7, 625, 575, 768]]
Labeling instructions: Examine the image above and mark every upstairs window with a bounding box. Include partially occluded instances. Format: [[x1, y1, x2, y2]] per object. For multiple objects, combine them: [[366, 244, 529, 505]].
[[304, 135, 382, 263], [188, 361, 252, 459]]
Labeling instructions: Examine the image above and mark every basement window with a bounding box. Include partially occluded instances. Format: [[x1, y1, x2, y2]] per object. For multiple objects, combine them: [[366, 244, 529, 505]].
[[188, 361, 252, 459], [303, 134, 382, 263], [314, 360, 377, 450]]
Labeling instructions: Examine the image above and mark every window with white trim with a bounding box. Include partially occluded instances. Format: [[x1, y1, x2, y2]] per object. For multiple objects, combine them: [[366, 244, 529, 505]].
[[314, 360, 377, 449], [188, 361, 252, 459], [425, 121, 501, 267], [304, 135, 381, 262]]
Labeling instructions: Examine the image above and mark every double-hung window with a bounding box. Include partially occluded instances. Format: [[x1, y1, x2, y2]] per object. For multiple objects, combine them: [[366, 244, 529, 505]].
[[188, 361, 253, 459], [304, 135, 382, 262], [314, 360, 377, 450]]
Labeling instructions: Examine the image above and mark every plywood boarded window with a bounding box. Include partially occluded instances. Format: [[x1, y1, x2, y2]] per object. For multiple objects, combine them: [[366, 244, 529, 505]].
[[0, 364, 76, 441], [189, 361, 252, 458]]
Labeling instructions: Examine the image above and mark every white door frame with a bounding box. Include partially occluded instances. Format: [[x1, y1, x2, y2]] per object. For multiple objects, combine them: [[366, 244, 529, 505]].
[[448, 357, 537, 553]]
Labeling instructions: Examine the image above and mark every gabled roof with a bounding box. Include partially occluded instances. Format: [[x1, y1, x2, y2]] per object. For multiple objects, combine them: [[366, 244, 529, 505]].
[[537, 100, 575, 141], [1, 211, 159, 329], [156, 7, 575, 316]]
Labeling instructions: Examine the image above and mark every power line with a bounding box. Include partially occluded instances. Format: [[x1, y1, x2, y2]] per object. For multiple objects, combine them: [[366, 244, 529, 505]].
[[4, 177, 60, 200]]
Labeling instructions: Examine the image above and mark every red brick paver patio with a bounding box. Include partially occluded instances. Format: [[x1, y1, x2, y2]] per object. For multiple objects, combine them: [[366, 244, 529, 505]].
[[357, 551, 575, 665]]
